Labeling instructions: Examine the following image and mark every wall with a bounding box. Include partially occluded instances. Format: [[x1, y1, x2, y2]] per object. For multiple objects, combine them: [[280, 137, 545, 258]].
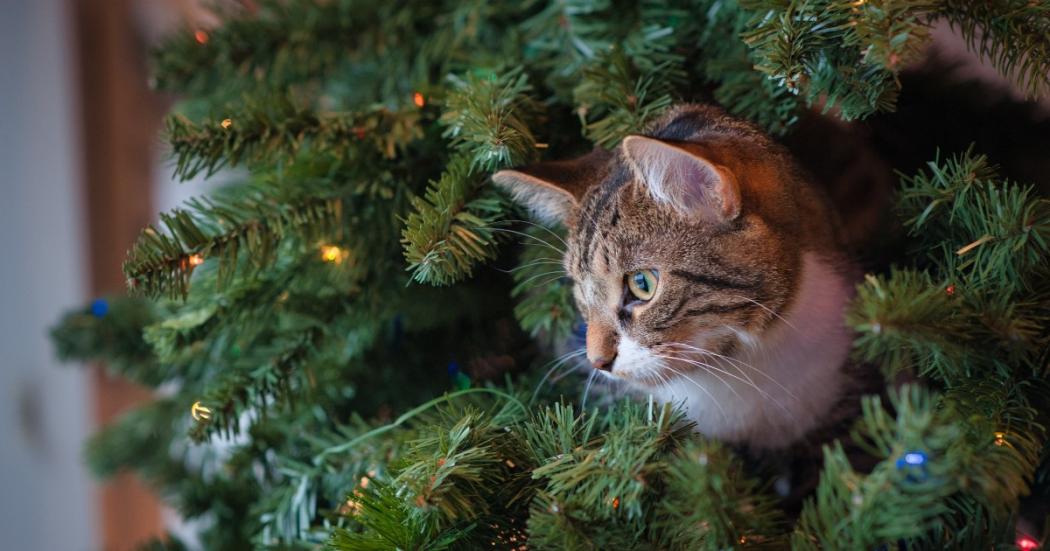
[[0, 0, 97, 549]]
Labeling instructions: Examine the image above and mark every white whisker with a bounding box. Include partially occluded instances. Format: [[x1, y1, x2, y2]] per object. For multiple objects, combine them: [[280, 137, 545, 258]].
[[514, 269, 570, 289], [657, 354, 749, 392], [486, 227, 565, 255], [530, 348, 587, 405], [729, 294, 798, 332], [655, 355, 745, 403], [498, 219, 569, 250], [581, 370, 598, 412], [663, 341, 798, 402], [653, 358, 728, 420], [491, 258, 566, 275], [550, 357, 588, 383]]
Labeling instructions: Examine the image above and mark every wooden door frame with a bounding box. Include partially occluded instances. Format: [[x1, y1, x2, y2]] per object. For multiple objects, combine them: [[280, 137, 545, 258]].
[[72, 0, 168, 548]]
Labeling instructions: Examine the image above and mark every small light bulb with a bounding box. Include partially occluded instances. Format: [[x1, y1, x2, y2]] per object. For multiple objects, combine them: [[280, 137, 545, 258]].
[[413, 92, 425, 107], [194, 30, 209, 44], [188, 254, 204, 267], [903, 451, 926, 465], [221, 118, 233, 129], [994, 431, 1007, 446], [321, 245, 343, 263], [190, 401, 212, 421]]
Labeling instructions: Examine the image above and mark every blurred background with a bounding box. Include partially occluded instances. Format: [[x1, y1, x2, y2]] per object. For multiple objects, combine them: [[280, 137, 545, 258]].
[[0, 1, 220, 549], [0, 1, 1046, 550]]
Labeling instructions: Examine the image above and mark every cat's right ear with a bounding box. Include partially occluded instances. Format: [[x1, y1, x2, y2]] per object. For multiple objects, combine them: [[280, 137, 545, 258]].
[[491, 148, 611, 226]]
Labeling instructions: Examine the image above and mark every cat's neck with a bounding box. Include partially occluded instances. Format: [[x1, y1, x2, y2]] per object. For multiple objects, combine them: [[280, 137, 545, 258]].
[[654, 252, 857, 450]]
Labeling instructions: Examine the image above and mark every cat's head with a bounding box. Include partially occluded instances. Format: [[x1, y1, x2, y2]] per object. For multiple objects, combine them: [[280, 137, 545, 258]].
[[493, 105, 839, 386]]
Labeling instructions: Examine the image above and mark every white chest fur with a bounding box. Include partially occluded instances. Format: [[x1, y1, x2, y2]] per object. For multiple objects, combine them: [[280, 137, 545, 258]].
[[645, 253, 856, 450]]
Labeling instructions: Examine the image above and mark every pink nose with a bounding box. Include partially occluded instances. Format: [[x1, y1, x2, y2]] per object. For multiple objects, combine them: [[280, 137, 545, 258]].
[[590, 354, 615, 371]]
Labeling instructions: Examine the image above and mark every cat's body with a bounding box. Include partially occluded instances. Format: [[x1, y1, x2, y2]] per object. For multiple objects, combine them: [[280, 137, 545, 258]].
[[494, 105, 872, 451], [650, 252, 857, 449]]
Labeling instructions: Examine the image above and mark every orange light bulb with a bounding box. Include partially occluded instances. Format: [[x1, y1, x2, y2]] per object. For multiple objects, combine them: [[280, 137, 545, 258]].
[[321, 245, 344, 263]]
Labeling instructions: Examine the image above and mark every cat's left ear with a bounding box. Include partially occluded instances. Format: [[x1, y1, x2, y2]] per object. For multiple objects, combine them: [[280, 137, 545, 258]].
[[491, 147, 612, 226], [621, 135, 741, 221]]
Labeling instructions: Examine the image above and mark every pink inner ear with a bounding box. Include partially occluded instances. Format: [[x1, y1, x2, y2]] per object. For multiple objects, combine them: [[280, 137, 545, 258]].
[[675, 158, 720, 210], [623, 136, 738, 220]]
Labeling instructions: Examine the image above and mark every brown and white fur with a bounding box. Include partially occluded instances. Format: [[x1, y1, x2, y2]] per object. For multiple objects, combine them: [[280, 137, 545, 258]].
[[493, 105, 863, 451]]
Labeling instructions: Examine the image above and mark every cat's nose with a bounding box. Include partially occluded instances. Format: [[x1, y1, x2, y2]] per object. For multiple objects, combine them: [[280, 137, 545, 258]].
[[590, 354, 615, 371]]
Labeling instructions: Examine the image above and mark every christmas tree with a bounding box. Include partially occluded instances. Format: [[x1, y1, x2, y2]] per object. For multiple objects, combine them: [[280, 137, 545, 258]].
[[51, 1, 1050, 549]]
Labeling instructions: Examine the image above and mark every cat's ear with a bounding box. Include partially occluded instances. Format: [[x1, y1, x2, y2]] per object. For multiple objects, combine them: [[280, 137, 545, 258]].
[[491, 148, 612, 226], [621, 135, 741, 221]]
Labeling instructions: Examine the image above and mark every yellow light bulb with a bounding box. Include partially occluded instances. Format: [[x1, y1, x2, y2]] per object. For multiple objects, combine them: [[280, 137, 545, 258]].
[[321, 245, 344, 263], [190, 401, 212, 421], [413, 92, 425, 107], [221, 118, 233, 129], [188, 254, 204, 266]]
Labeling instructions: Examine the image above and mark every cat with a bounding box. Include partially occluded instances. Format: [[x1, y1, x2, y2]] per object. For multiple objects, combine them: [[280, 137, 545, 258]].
[[493, 104, 873, 451]]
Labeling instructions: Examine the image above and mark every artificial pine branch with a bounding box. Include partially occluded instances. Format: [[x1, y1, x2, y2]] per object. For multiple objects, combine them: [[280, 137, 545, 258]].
[[123, 181, 342, 299], [941, 0, 1050, 99], [694, 0, 801, 135], [166, 100, 421, 180], [520, 0, 614, 82], [49, 296, 164, 386], [574, 49, 676, 148], [401, 156, 506, 285], [655, 439, 788, 549], [440, 67, 541, 172], [739, 0, 1050, 119], [794, 387, 962, 549], [153, 0, 451, 98], [896, 149, 1050, 293], [848, 269, 981, 383]]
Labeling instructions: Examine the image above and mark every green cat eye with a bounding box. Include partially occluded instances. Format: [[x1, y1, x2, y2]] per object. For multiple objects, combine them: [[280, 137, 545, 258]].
[[626, 269, 659, 301]]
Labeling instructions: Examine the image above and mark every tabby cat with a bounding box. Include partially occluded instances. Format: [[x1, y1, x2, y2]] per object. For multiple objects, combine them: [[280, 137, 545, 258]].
[[493, 105, 868, 450]]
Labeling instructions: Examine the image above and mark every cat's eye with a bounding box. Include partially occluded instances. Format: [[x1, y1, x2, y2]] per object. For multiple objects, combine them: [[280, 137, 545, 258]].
[[626, 269, 659, 301]]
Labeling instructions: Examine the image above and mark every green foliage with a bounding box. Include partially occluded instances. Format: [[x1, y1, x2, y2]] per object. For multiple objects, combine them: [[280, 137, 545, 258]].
[[849, 270, 978, 382], [167, 99, 422, 180], [740, 0, 930, 119], [329, 480, 473, 551], [897, 149, 1050, 293], [740, 0, 1050, 120], [124, 179, 343, 299], [656, 439, 787, 549], [50, 296, 163, 385], [942, 0, 1050, 98], [694, 0, 801, 134], [850, 150, 1050, 385], [441, 67, 541, 172], [574, 49, 677, 148], [794, 385, 1043, 549], [402, 156, 506, 285]]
